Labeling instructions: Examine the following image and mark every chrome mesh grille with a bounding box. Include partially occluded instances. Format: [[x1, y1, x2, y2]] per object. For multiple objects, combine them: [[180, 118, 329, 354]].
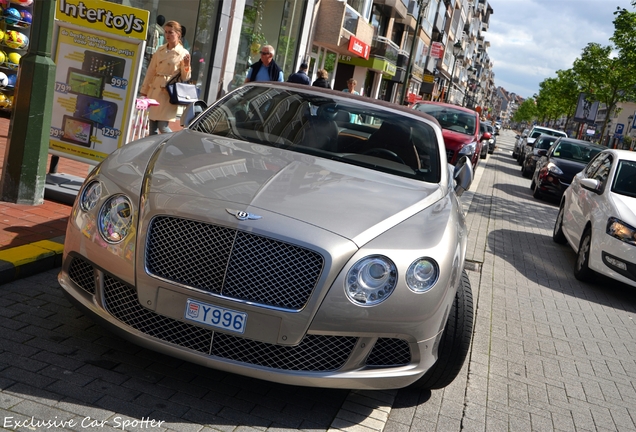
[[146, 216, 324, 310], [211, 333, 357, 371], [146, 217, 234, 293], [101, 276, 356, 371], [103, 275, 213, 353], [68, 257, 96, 295], [366, 338, 412, 366]]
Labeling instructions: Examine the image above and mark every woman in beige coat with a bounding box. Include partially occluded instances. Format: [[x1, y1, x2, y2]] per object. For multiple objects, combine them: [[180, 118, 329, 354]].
[[140, 20, 191, 134]]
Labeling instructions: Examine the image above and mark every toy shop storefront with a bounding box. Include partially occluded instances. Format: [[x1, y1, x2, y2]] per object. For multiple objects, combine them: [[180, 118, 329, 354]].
[[111, 0, 309, 102]]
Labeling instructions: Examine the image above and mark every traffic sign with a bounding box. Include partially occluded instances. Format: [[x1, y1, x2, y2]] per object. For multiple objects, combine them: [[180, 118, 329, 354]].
[[616, 123, 625, 135]]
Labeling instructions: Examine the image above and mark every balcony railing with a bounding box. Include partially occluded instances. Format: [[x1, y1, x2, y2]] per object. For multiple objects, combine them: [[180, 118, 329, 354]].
[[371, 36, 399, 63]]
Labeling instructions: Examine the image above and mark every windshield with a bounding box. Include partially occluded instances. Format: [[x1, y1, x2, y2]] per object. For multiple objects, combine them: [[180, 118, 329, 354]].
[[552, 142, 602, 163], [535, 128, 565, 138], [413, 104, 477, 136], [612, 160, 636, 198], [190, 86, 441, 183], [536, 137, 556, 150]]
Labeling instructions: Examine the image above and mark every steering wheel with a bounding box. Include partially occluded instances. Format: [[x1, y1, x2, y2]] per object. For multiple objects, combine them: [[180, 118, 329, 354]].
[[362, 148, 406, 165]]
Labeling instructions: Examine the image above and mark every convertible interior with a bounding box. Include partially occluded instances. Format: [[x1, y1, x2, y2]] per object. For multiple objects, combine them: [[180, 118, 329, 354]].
[[192, 87, 442, 182]]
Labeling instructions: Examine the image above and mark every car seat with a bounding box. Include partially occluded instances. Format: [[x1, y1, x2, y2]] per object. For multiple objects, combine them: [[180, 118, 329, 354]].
[[293, 105, 340, 152], [365, 121, 421, 170]]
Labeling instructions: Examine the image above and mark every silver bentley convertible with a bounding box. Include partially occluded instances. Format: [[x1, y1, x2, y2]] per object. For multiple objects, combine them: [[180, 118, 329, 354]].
[[59, 83, 474, 390]]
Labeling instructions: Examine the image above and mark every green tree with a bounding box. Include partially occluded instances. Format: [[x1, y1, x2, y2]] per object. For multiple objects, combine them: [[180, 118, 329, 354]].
[[572, 42, 636, 141], [512, 98, 537, 124]]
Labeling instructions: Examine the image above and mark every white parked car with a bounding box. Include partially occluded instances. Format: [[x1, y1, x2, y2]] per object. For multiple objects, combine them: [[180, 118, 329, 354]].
[[553, 149, 636, 287]]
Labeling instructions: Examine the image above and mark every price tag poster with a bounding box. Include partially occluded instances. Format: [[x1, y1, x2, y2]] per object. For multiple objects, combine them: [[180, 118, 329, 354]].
[[50, 27, 138, 160]]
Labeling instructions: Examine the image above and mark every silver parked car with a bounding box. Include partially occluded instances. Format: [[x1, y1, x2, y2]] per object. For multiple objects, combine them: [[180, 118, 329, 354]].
[[59, 83, 474, 390]]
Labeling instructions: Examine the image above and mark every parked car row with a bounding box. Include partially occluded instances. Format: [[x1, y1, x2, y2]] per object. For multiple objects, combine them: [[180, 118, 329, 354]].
[[514, 125, 567, 163], [553, 149, 636, 288], [515, 128, 635, 289]]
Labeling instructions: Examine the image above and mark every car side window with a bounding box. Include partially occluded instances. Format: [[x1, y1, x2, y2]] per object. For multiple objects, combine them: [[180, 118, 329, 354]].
[[584, 152, 606, 177], [591, 155, 612, 186]]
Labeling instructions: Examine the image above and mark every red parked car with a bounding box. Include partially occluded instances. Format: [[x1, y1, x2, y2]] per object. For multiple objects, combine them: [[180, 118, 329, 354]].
[[411, 101, 483, 169]]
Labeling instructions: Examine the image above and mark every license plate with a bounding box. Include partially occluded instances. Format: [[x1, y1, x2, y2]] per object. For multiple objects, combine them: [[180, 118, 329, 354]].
[[184, 299, 247, 334]]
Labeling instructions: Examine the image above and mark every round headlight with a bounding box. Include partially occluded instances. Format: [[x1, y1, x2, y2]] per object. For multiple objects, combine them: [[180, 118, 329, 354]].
[[98, 195, 133, 243], [406, 258, 439, 293], [345, 255, 397, 306], [79, 181, 102, 212]]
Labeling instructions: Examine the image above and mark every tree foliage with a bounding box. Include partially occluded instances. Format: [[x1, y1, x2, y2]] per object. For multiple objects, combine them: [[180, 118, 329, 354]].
[[511, 98, 536, 124], [528, 5, 636, 142]]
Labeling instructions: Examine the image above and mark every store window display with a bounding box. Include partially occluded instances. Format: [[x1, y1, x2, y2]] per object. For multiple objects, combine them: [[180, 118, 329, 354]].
[[231, 0, 306, 90]]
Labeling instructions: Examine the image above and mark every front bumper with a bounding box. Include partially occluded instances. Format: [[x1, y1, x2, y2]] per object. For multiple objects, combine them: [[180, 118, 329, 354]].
[[59, 255, 442, 390]]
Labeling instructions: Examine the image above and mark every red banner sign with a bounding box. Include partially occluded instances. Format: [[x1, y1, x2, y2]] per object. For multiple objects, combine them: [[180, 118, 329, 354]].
[[348, 35, 370, 60], [430, 42, 444, 59]]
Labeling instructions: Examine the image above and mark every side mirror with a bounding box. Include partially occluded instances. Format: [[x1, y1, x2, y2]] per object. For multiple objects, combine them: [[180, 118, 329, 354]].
[[580, 178, 601, 194], [180, 100, 208, 127], [516, 135, 520, 139], [537, 149, 548, 157], [453, 155, 473, 197]]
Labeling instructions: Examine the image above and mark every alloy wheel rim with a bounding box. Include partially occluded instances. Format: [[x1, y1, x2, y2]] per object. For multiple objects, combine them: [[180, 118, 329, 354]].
[[577, 235, 590, 270]]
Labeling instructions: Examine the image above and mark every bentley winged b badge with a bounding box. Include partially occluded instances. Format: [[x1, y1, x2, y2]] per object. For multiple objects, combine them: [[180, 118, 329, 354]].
[[226, 209, 263, 221]]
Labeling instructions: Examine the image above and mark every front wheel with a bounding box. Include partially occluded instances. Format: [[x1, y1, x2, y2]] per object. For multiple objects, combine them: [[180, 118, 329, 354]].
[[574, 228, 594, 280], [553, 203, 567, 244], [411, 270, 474, 390], [532, 181, 542, 199]]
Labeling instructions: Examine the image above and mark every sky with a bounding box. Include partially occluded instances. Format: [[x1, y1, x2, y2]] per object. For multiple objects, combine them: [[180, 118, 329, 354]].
[[487, 0, 635, 99]]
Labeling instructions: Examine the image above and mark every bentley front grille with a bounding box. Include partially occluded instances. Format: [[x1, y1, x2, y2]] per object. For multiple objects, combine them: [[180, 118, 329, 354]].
[[104, 274, 214, 353], [102, 276, 356, 372], [68, 257, 96, 295], [366, 338, 412, 366], [145, 216, 324, 310]]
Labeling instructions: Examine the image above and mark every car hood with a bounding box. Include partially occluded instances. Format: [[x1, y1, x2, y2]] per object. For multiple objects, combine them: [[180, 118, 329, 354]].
[[527, 137, 537, 145], [441, 129, 476, 149], [144, 130, 444, 243], [552, 157, 586, 180]]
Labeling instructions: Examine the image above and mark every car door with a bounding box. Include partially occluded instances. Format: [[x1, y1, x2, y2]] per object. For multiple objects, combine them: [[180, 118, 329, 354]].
[[566, 153, 612, 244]]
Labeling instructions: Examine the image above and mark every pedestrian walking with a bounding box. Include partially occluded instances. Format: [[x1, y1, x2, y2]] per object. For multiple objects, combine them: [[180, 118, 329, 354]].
[[287, 62, 310, 85], [140, 20, 191, 135], [245, 45, 284, 83], [312, 69, 331, 89]]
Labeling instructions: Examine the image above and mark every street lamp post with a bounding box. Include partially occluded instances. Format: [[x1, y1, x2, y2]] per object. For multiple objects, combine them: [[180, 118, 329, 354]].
[[399, 0, 430, 105], [445, 40, 462, 103]]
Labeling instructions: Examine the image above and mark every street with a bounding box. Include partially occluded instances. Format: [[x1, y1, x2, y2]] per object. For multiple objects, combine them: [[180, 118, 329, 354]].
[[1, 129, 635, 432]]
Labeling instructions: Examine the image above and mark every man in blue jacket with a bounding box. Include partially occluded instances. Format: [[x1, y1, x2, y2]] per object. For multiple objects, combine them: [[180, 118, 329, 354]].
[[245, 45, 284, 82]]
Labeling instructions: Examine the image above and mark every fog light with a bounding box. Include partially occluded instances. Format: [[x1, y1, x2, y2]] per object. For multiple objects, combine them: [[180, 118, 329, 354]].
[[605, 255, 627, 271]]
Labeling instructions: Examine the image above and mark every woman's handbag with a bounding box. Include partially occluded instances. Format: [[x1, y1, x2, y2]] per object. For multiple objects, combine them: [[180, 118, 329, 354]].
[[166, 72, 198, 105]]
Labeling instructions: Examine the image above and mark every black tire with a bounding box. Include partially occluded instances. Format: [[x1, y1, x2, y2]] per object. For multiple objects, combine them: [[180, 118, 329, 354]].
[[480, 145, 487, 159], [532, 181, 542, 199], [412, 270, 474, 390], [530, 179, 536, 190], [574, 228, 594, 281], [512, 149, 518, 158], [521, 164, 531, 178], [517, 152, 524, 165], [553, 203, 567, 244]]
